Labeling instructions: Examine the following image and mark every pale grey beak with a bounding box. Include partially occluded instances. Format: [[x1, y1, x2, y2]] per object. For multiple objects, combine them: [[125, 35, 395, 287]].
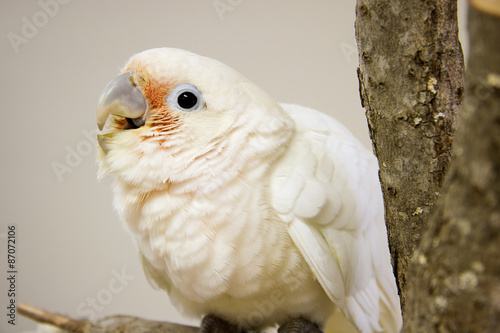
[[96, 71, 148, 130]]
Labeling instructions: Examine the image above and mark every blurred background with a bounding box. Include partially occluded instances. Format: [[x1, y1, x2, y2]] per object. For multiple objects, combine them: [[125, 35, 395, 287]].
[[1, 1, 468, 332]]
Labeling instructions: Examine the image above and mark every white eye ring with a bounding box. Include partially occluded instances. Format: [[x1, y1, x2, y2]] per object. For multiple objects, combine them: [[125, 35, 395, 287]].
[[166, 84, 204, 112]]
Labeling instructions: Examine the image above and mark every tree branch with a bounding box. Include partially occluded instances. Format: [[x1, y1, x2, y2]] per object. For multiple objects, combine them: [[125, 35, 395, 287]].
[[18, 303, 91, 333], [18, 303, 198, 333], [404, 1, 500, 331], [354, 0, 464, 315]]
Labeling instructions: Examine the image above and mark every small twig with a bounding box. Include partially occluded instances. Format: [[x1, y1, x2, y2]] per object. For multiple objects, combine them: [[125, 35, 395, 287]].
[[18, 302, 93, 333], [18, 302, 199, 333]]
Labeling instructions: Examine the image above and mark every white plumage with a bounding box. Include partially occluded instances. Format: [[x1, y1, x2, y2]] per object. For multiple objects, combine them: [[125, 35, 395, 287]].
[[96, 48, 402, 332]]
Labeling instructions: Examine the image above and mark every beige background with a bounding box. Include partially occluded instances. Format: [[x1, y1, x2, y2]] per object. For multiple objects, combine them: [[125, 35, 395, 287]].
[[1, 1, 468, 332]]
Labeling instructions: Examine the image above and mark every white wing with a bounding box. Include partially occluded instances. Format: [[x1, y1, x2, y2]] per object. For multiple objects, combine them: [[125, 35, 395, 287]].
[[271, 104, 402, 333]]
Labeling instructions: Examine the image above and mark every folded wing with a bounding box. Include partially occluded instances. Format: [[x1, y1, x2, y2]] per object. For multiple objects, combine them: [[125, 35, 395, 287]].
[[271, 104, 402, 333]]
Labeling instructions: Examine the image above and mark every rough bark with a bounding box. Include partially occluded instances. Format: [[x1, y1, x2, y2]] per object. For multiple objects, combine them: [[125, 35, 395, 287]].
[[404, 2, 500, 332], [354, 0, 464, 315]]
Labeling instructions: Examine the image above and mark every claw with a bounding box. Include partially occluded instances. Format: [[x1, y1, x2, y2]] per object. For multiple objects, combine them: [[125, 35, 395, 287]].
[[199, 314, 247, 333], [278, 318, 323, 333]]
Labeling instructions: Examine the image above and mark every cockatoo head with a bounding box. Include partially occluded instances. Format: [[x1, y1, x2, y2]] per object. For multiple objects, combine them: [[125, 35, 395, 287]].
[[96, 48, 294, 190]]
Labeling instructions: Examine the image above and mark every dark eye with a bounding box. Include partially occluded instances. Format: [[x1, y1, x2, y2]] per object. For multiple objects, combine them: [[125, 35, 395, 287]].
[[178, 91, 198, 109], [167, 84, 204, 112]]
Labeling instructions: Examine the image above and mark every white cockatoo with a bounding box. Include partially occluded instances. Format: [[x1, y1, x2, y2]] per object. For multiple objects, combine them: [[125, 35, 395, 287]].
[[96, 48, 402, 333]]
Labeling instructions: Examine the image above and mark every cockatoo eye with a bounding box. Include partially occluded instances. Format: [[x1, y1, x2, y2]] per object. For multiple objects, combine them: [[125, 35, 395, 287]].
[[167, 84, 204, 112]]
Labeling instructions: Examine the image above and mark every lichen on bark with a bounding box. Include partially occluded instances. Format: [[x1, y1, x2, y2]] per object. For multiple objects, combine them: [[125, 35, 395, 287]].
[[404, 3, 500, 331], [355, 0, 464, 314]]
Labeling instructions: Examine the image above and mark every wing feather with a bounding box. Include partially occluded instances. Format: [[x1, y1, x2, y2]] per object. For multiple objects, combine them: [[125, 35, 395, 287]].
[[288, 217, 345, 306], [272, 104, 402, 333]]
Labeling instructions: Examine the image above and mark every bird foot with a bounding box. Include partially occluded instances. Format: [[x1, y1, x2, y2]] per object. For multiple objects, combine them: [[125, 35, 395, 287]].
[[199, 314, 247, 333], [278, 318, 323, 333]]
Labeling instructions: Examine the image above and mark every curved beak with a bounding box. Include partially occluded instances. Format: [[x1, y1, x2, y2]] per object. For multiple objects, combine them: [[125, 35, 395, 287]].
[[96, 71, 148, 130]]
